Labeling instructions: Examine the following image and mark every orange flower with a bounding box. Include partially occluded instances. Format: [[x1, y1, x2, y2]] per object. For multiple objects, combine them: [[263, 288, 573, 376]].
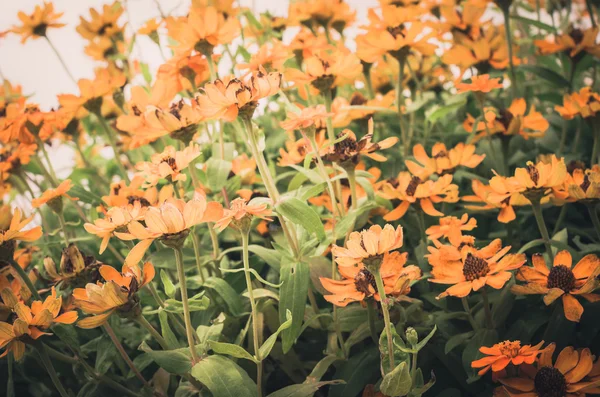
[[463, 179, 528, 224], [197, 70, 282, 121], [73, 262, 154, 328], [356, 7, 436, 63], [428, 238, 526, 298], [138, 18, 161, 38], [32, 179, 78, 209], [443, 24, 518, 76], [136, 144, 201, 187], [278, 130, 328, 167], [280, 105, 333, 132], [324, 120, 398, 166], [498, 344, 600, 396], [426, 214, 477, 246], [287, 50, 363, 92], [320, 251, 420, 307], [58, 68, 126, 118], [236, 40, 291, 74], [555, 87, 600, 120], [214, 198, 272, 232], [84, 202, 145, 254], [512, 251, 600, 322], [0, 208, 43, 247], [406, 142, 485, 179], [0, 101, 54, 144], [100, 175, 173, 209], [231, 154, 257, 185], [463, 98, 550, 141], [332, 224, 404, 268], [76, 2, 124, 41], [288, 0, 356, 31], [456, 74, 503, 94], [534, 27, 600, 58], [11, 1, 65, 43], [166, 6, 240, 54], [554, 165, 600, 203], [116, 194, 223, 265], [0, 287, 77, 360], [471, 340, 547, 376], [380, 173, 459, 220]]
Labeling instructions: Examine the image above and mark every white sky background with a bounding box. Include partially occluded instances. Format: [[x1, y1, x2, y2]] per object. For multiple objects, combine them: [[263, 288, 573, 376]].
[[0, 0, 378, 108]]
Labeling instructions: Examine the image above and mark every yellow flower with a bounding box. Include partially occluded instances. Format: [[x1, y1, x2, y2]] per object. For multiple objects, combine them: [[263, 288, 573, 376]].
[[11, 1, 65, 43], [332, 224, 404, 268]]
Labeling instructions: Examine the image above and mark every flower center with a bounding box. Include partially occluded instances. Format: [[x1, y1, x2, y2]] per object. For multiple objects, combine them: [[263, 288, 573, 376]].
[[546, 265, 576, 292], [527, 164, 540, 185], [498, 341, 521, 358], [581, 174, 591, 192], [162, 156, 178, 172], [433, 151, 448, 159], [462, 253, 490, 281], [534, 366, 567, 397], [405, 176, 421, 197], [127, 195, 151, 207], [354, 268, 377, 295]]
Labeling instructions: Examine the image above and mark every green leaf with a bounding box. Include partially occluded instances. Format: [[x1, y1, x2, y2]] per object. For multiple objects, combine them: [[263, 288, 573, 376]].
[[259, 309, 292, 359], [69, 185, 103, 206], [328, 348, 380, 397], [380, 327, 409, 374], [511, 15, 556, 32], [158, 310, 180, 349], [140, 342, 193, 374], [415, 326, 437, 351], [444, 331, 475, 354], [266, 380, 345, 397], [221, 267, 283, 288], [191, 355, 258, 397], [208, 340, 258, 363], [519, 65, 570, 87], [161, 270, 176, 298], [164, 295, 210, 313], [203, 277, 244, 316], [307, 355, 342, 382], [249, 245, 282, 270], [279, 260, 310, 353], [380, 361, 412, 397], [425, 96, 467, 123], [276, 197, 325, 240], [206, 158, 232, 192]]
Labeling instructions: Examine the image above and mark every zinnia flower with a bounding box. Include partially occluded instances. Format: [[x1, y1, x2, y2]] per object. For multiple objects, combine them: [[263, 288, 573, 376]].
[[426, 214, 477, 246], [511, 251, 600, 322], [456, 74, 503, 94], [73, 262, 154, 328], [471, 340, 547, 377], [534, 27, 600, 59], [280, 105, 332, 132], [135, 144, 201, 188], [196, 69, 282, 121], [11, 1, 65, 43], [116, 194, 223, 265], [428, 238, 526, 298], [406, 142, 485, 179], [0, 208, 43, 250], [84, 202, 145, 254], [320, 251, 420, 307], [555, 87, 600, 120], [380, 172, 459, 220], [499, 344, 600, 396], [214, 198, 272, 232], [332, 224, 404, 268], [31, 179, 78, 209]]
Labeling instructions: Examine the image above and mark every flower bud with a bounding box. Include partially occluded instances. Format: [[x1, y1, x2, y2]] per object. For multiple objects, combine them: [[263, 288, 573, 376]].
[[406, 327, 419, 346]]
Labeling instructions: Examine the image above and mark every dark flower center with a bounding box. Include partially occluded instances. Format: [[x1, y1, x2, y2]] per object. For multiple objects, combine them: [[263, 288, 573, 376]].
[[567, 160, 586, 174], [127, 195, 151, 207], [527, 164, 540, 185], [497, 108, 514, 130], [534, 366, 567, 397], [462, 253, 490, 281], [581, 174, 591, 192], [433, 151, 448, 159], [162, 156, 178, 171], [547, 265, 576, 292], [569, 29, 584, 45], [405, 176, 421, 197], [354, 268, 377, 295], [169, 101, 184, 119]]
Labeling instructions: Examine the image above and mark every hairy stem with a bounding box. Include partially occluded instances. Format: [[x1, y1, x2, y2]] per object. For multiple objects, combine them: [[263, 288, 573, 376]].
[[374, 268, 395, 373]]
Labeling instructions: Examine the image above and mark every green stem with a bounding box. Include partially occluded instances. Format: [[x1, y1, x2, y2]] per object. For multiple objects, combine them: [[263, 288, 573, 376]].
[[347, 166, 359, 211], [591, 119, 600, 165], [35, 137, 59, 186], [552, 205, 569, 236], [44, 36, 76, 84], [373, 268, 395, 373], [242, 116, 299, 257], [411, 350, 418, 384], [103, 323, 148, 385], [364, 69, 375, 99], [587, 0, 597, 27], [137, 315, 170, 350], [173, 247, 200, 363], [242, 232, 262, 397], [208, 224, 220, 259], [191, 230, 205, 282], [305, 131, 341, 216], [396, 57, 407, 157], [36, 343, 70, 397], [461, 297, 479, 331], [588, 204, 600, 241], [477, 98, 501, 172], [531, 198, 554, 264], [95, 112, 131, 183], [502, 6, 518, 99], [145, 283, 189, 340], [557, 120, 568, 157], [56, 210, 71, 246], [367, 300, 379, 343], [9, 258, 40, 300], [418, 210, 427, 245], [481, 288, 495, 330]]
